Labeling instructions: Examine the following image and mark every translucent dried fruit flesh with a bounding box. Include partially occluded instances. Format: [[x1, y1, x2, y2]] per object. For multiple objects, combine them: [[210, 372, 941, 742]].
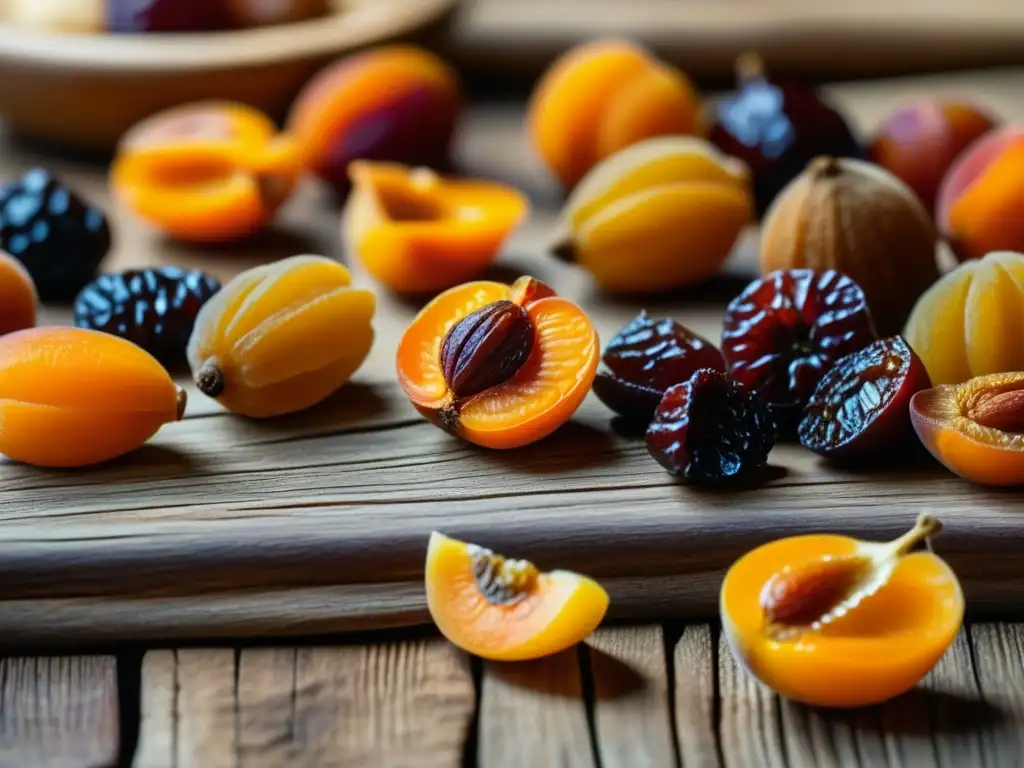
[[528, 40, 701, 189], [425, 531, 609, 661], [342, 162, 528, 295], [186, 255, 375, 418], [722, 269, 877, 433], [396, 276, 599, 449], [287, 45, 462, 197], [646, 369, 775, 485], [0, 327, 185, 467], [911, 371, 1024, 486], [111, 102, 299, 243], [552, 136, 753, 293], [904, 250, 1024, 386], [592, 310, 725, 421], [0, 250, 36, 336]]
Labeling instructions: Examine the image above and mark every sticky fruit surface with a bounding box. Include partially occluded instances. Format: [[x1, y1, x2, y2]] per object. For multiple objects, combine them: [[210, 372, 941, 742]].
[[425, 531, 609, 661], [0, 327, 185, 467], [0, 250, 36, 336], [911, 371, 1024, 486], [722, 269, 877, 434], [186, 255, 375, 418], [720, 525, 963, 707], [552, 136, 753, 293], [904, 250, 1024, 385], [111, 102, 299, 243], [799, 336, 930, 460], [646, 369, 775, 485], [592, 310, 725, 421], [396, 276, 599, 449], [342, 162, 527, 295]]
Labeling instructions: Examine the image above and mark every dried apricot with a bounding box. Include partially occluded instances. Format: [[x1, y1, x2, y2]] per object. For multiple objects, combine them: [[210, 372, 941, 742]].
[[187, 255, 375, 418], [0, 250, 36, 336], [111, 102, 299, 243], [426, 532, 609, 661], [397, 276, 598, 449], [342, 162, 528, 295], [0, 327, 185, 467]]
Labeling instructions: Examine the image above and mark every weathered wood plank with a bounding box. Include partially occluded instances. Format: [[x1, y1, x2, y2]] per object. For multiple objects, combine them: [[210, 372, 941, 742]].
[[717, 634, 787, 768], [0, 656, 119, 768], [134, 641, 474, 768], [478, 648, 595, 767], [968, 623, 1024, 767], [672, 625, 720, 768], [587, 625, 677, 767]]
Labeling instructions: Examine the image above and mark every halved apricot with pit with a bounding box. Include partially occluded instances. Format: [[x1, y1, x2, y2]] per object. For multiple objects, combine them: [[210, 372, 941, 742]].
[[721, 516, 963, 708], [342, 161, 528, 295], [426, 532, 609, 661], [911, 371, 1024, 486], [396, 276, 599, 448], [111, 102, 299, 243]]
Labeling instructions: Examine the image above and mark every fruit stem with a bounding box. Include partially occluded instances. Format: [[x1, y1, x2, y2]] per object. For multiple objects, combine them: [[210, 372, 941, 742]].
[[735, 51, 766, 82], [884, 514, 942, 559], [196, 359, 225, 398], [175, 387, 188, 421], [810, 156, 843, 178]]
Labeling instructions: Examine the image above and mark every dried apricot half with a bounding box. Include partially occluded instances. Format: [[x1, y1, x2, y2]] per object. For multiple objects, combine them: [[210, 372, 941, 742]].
[[0, 327, 185, 467], [396, 276, 598, 448], [911, 371, 1024, 486], [187, 255, 375, 418], [426, 532, 609, 661]]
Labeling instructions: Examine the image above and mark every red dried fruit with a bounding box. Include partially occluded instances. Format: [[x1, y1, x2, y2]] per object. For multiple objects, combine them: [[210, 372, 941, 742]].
[[799, 336, 931, 460], [722, 269, 878, 434], [592, 311, 725, 421], [646, 368, 775, 485]]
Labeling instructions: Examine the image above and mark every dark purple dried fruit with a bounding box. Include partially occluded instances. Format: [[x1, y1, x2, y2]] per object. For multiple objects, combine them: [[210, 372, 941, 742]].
[[646, 368, 775, 485], [440, 300, 534, 398], [593, 311, 725, 421], [722, 269, 877, 435]]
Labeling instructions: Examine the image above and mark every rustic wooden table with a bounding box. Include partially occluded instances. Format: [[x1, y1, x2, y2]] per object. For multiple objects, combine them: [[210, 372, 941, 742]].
[[2, 67, 1024, 766]]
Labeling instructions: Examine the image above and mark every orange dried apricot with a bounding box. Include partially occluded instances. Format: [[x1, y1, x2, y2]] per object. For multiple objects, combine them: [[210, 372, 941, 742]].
[[722, 516, 963, 707], [0, 327, 185, 467], [0, 250, 36, 336], [426, 532, 609, 661], [111, 102, 299, 243], [342, 161, 528, 295], [187, 255, 375, 418], [397, 276, 598, 449], [287, 45, 462, 197], [528, 40, 702, 189]]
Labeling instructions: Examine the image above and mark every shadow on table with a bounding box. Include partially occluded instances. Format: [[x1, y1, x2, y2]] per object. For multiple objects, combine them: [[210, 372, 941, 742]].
[[481, 421, 619, 475]]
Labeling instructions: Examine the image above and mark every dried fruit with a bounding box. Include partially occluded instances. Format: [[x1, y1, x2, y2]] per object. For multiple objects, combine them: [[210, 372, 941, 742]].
[[592, 310, 725, 421], [425, 531, 609, 661], [721, 515, 962, 707], [107, 0, 229, 31], [722, 269, 877, 434], [342, 162, 528, 295], [0, 168, 111, 302], [187, 255, 375, 418], [799, 336, 930, 460], [225, 0, 327, 27], [707, 54, 862, 215], [74, 267, 221, 368], [527, 39, 702, 189], [904, 250, 1024, 385], [551, 137, 753, 293], [0, 327, 186, 467], [397, 276, 599, 449], [0, 250, 37, 336], [646, 368, 774, 485], [911, 371, 1024, 486], [760, 156, 938, 335], [869, 100, 997, 215]]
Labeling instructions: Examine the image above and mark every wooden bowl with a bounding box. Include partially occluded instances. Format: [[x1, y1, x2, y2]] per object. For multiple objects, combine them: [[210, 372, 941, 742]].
[[0, 0, 459, 153]]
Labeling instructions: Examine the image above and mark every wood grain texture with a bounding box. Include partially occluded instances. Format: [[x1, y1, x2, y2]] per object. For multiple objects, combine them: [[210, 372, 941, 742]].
[[672, 625, 720, 768], [717, 634, 787, 768], [968, 624, 1024, 767], [0, 656, 119, 768]]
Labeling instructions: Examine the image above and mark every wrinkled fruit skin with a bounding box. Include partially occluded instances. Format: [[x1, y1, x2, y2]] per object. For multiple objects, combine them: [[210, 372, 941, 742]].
[[722, 269, 878, 435], [288, 46, 462, 198], [799, 336, 930, 461], [593, 310, 725, 421], [440, 300, 534, 399], [647, 368, 775, 485]]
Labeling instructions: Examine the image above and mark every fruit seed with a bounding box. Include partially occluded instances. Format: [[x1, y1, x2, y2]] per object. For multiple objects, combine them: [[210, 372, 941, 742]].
[[969, 388, 1024, 433], [440, 300, 534, 399], [760, 555, 873, 626]]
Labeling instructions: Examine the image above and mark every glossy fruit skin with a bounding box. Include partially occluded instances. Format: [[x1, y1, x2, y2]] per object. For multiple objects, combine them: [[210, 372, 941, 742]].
[[592, 310, 725, 421], [107, 0, 230, 31], [646, 368, 775, 485], [0, 168, 111, 302], [722, 269, 877, 434], [799, 336, 931, 460], [708, 71, 861, 215], [0, 250, 37, 336], [74, 267, 221, 369]]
